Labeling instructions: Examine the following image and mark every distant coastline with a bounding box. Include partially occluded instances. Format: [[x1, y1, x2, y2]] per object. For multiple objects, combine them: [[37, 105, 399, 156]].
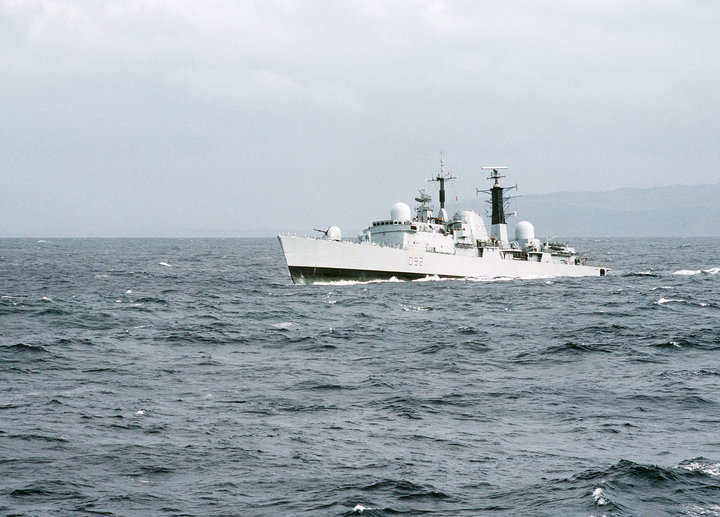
[[513, 183, 720, 238]]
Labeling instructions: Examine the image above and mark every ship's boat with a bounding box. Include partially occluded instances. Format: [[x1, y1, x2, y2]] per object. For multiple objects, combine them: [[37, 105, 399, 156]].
[[278, 164, 608, 284]]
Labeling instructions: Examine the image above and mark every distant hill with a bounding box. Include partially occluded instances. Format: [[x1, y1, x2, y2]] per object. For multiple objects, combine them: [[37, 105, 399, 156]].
[[509, 183, 720, 238]]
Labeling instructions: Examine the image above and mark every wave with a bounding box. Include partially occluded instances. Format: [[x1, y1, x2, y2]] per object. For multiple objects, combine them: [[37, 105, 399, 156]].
[[10, 480, 84, 499], [2, 343, 50, 354], [313, 277, 404, 286], [650, 329, 720, 350], [564, 459, 720, 516], [674, 267, 720, 276], [359, 478, 455, 502], [655, 297, 685, 305], [544, 341, 615, 355], [412, 274, 443, 282], [513, 341, 616, 363], [0, 343, 60, 368], [399, 304, 430, 312], [132, 296, 169, 304], [677, 458, 720, 477], [465, 275, 518, 282], [625, 270, 660, 277], [352, 504, 389, 514]]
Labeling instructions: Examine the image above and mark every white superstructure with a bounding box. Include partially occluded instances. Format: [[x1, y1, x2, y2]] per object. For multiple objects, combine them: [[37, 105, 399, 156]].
[[278, 165, 609, 284]]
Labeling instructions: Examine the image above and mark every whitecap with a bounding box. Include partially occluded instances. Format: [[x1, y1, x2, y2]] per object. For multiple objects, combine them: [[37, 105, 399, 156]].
[[41, 296, 51, 301], [272, 322, 294, 329], [466, 276, 515, 282], [125, 289, 133, 294], [593, 487, 608, 506], [313, 280, 359, 286], [400, 304, 429, 311], [686, 503, 720, 517], [655, 298, 684, 305], [159, 262, 171, 267], [673, 269, 701, 276], [677, 461, 720, 476], [314, 277, 401, 286], [703, 267, 720, 275], [413, 275, 442, 282]]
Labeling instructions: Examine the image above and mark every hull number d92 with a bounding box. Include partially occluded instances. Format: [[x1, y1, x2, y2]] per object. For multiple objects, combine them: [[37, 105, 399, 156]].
[[408, 256, 424, 267]]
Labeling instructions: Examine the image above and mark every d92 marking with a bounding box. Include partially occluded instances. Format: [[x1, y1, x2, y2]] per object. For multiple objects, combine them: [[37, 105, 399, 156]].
[[408, 256, 424, 267]]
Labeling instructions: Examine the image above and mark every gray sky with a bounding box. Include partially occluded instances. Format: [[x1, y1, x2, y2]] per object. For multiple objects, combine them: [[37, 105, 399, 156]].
[[2, 0, 719, 237]]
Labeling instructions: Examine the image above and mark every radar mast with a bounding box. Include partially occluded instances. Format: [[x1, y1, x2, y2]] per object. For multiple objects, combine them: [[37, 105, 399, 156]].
[[428, 151, 457, 212], [478, 166, 517, 244]]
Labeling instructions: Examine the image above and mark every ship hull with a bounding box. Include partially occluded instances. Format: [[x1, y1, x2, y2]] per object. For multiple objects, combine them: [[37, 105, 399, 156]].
[[278, 235, 606, 284]]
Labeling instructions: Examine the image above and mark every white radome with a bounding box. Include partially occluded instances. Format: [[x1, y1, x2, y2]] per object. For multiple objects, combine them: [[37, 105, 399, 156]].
[[390, 202, 412, 222], [515, 220, 534, 241]]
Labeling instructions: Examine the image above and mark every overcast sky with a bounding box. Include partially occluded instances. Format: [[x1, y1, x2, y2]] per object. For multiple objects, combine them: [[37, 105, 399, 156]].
[[2, 0, 719, 237]]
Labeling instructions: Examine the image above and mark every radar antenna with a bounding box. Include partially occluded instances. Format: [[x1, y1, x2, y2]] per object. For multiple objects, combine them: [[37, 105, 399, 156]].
[[415, 188, 432, 205]]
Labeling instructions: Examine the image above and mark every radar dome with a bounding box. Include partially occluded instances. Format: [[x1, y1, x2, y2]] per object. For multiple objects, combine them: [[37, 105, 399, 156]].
[[390, 202, 412, 222], [515, 221, 535, 241], [327, 226, 342, 241]]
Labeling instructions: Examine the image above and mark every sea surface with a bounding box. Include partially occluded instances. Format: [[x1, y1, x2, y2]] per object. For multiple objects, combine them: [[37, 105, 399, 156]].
[[1, 237, 719, 517]]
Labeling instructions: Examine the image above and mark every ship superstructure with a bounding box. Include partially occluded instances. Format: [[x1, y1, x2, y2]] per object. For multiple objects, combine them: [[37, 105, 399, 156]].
[[278, 163, 608, 284]]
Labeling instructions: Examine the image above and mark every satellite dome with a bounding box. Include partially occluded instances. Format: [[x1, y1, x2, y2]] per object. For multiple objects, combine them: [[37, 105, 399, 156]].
[[515, 221, 534, 241], [390, 202, 412, 222]]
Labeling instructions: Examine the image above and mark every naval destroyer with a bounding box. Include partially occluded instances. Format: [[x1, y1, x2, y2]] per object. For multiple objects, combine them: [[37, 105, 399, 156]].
[[278, 163, 608, 284]]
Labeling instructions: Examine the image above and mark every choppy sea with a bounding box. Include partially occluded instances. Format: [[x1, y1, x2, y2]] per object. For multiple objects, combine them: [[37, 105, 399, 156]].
[[1, 237, 720, 517]]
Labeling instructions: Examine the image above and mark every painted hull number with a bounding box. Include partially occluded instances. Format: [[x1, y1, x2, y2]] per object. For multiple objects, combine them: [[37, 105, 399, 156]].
[[408, 256, 423, 267]]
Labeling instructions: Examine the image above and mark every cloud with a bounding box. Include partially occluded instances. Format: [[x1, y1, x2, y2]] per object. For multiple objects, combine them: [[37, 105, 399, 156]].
[[1, 0, 719, 236]]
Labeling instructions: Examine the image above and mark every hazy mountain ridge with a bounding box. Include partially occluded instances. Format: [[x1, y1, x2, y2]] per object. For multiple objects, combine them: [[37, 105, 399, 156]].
[[511, 183, 720, 237]]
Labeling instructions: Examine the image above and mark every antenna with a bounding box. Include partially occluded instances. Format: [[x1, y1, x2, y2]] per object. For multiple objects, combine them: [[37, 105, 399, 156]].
[[427, 151, 457, 211], [481, 166, 508, 185]]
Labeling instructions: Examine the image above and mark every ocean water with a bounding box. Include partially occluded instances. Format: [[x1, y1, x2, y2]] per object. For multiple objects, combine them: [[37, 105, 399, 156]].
[[1, 237, 719, 517]]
